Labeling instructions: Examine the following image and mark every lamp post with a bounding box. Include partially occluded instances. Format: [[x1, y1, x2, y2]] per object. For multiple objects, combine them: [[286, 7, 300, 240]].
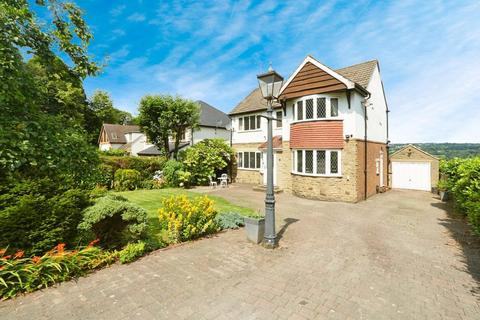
[[257, 65, 284, 249]]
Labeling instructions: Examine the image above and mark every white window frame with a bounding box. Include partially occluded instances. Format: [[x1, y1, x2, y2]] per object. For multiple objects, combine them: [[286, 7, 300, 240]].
[[292, 94, 342, 122], [275, 111, 283, 128], [291, 149, 342, 177], [237, 151, 262, 170], [238, 115, 262, 132]]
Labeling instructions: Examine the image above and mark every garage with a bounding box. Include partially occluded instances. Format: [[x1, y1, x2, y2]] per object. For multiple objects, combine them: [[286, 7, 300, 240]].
[[390, 144, 439, 192]]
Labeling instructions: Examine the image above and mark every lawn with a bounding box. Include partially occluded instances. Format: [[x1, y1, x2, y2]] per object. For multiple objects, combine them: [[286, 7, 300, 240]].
[[116, 188, 258, 246]]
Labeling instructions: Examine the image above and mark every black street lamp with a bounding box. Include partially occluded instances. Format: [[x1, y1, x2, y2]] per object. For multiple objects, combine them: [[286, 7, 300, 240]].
[[257, 65, 284, 248]]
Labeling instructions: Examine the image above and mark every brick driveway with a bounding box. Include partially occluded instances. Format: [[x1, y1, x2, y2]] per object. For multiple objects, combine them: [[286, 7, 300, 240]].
[[1, 185, 479, 319]]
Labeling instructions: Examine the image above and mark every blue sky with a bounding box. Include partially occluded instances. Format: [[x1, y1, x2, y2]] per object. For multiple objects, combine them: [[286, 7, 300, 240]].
[[43, 1, 480, 143]]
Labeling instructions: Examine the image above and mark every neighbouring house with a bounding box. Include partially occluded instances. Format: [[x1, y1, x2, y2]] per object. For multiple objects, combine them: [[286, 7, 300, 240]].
[[98, 100, 231, 156], [390, 144, 439, 192], [230, 55, 389, 202]]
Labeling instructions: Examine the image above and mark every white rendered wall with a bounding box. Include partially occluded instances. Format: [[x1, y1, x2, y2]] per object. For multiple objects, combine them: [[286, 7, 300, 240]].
[[192, 126, 231, 144], [365, 65, 388, 143]]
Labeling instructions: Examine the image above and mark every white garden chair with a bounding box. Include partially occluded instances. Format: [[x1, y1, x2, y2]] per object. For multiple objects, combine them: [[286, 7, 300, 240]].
[[220, 174, 228, 188], [209, 176, 217, 188]]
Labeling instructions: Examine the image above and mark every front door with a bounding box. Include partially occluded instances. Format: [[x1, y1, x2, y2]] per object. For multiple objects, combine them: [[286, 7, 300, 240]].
[[262, 152, 277, 186]]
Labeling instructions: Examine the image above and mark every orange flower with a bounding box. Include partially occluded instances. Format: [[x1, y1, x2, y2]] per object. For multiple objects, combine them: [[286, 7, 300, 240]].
[[14, 250, 24, 259], [56, 243, 66, 254], [0, 249, 6, 256], [31, 256, 41, 264], [87, 239, 100, 248], [2, 255, 11, 260]]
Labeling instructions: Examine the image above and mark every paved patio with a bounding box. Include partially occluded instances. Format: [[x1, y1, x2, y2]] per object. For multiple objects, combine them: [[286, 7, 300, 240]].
[[1, 185, 479, 319]]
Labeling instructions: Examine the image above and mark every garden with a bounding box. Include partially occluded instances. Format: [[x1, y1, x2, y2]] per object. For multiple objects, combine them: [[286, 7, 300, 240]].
[[0, 1, 258, 300], [439, 156, 480, 235]]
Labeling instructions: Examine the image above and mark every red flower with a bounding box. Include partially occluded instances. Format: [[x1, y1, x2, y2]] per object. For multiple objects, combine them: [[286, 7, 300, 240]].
[[87, 239, 100, 248], [31, 256, 41, 264], [14, 250, 24, 259]]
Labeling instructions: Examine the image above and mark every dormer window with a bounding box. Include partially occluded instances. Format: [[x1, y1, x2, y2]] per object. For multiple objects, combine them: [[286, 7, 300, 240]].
[[111, 132, 118, 140], [294, 96, 340, 121]]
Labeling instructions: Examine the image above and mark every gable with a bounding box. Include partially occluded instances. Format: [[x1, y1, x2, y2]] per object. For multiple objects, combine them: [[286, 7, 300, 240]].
[[391, 145, 439, 161], [279, 62, 347, 100]]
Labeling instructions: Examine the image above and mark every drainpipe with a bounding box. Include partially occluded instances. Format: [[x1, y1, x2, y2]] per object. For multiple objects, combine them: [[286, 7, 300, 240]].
[[363, 93, 371, 200]]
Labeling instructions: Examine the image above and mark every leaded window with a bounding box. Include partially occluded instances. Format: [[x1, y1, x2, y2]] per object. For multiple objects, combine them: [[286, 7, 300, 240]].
[[276, 111, 283, 128], [317, 97, 326, 118], [297, 101, 303, 120], [238, 152, 243, 167], [305, 150, 313, 173], [256, 153, 262, 168], [238, 151, 262, 169], [330, 151, 339, 174], [297, 150, 303, 172], [249, 152, 256, 168], [316, 150, 326, 174], [305, 99, 314, 119]]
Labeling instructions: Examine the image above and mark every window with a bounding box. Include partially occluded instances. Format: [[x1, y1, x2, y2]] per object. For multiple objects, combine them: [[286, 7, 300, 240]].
[[297, 101, 303, 120], [317, 98, 326, 118], [276, 111, 283, 128], [305, 99, 314, 119], [237, 151, 262, 169], [293, 149, 341, 176], [111, 132, 118, 140], [294, 96, 339, 121], [330, 98, 338, 117], [239, 115, 261, 131]]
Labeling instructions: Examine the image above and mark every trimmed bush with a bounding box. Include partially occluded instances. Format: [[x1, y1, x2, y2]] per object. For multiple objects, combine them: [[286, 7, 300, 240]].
[[158, 195, 220, 243], [119, 241, 146, 264], [97, 164, 115, 188], [114, 169, 141, 191], [214, 212, 245, 229], [441, 157, 480, 234], [162, 160, 190, 187], [78, 195, 148, 248], [0, 179, 91, 256], [100, 155, 167, 181]]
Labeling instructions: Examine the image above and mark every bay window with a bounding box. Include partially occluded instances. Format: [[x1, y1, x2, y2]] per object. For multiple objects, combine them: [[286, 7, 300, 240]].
[[293, 149, 341, 176], [237, 152, 262, 169], [294, 96, 340, 121]]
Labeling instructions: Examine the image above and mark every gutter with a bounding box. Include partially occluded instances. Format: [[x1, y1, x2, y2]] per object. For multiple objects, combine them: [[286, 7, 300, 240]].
[[363, 92, 371, 200]]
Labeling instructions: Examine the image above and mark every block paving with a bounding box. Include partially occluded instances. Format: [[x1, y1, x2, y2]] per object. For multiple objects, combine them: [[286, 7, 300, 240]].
[[1, 186, 479, 319]]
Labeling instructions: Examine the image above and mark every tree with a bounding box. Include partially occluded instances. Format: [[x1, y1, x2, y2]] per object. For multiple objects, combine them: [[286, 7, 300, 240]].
[[138, 95, 200, 159], [0, 0, 100, 184]]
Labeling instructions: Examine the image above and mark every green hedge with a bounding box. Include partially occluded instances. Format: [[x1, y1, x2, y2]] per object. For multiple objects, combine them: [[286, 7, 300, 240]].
[[440, 157, 480, 234], [100, 155, 167, 181], [114, 169, 141, 191]]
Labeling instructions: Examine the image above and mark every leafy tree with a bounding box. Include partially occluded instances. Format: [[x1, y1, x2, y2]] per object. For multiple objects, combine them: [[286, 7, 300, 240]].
[[138, 95, 200, 159], [182, 139, 235, 185]]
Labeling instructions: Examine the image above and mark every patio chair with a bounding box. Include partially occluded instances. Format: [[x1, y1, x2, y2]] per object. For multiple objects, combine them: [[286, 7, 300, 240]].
[[209, 176, 217, 188], [220, 174, 228, 188]]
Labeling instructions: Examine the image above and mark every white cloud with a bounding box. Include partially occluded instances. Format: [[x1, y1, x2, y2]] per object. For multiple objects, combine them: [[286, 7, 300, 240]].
[[110, 5, 126, 17], [127, 12, 146, 22]]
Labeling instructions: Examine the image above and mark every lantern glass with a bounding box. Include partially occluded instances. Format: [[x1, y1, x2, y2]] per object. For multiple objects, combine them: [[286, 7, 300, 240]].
[[257, 69, 283, 99]]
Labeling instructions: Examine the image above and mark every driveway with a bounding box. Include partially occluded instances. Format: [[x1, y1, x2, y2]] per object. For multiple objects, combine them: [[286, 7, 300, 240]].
[[1, 185, 479, 319]]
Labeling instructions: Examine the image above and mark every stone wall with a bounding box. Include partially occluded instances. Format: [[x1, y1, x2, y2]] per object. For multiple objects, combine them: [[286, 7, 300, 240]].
[[291, 140, 358, 202], [232, 143, 262, 185]]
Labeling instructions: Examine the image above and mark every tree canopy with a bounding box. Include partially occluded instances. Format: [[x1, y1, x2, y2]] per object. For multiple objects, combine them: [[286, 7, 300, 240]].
[[138, 95, 200, 159]]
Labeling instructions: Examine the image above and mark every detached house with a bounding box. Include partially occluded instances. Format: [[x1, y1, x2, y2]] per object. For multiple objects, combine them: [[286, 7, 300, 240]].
[[230, 56, 389, 202], [98, 100, 231, 156]]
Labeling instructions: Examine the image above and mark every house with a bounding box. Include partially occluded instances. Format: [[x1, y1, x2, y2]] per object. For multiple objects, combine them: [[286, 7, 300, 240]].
[[390, 144, 439, 192], [98, 100, 231, 156], [230, 55, 389, 202]]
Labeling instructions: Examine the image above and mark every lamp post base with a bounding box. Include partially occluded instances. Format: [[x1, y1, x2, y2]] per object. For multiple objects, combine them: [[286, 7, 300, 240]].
[[262, 236, 277, 249]]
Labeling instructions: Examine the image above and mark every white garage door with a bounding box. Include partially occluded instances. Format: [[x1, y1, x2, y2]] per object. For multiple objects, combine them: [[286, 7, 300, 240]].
[[392, 161, 431, 191]]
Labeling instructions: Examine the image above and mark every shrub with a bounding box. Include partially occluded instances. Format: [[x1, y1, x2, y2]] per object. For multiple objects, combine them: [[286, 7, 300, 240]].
[[97, 164, 115, 189], [162, 160, 188, 187], [119, 241, 146, 264], [214, 212, 245, 229], [78, 195, 148, 248], [158, 196, 220, 243], [0, 243, 118, 299], [0, 179, 91, 256], [182, 139, 236, 185], [100, 155, 167, 181], [114, 169, 141, 191], [441, 157, 480, 235], [100, 149, 128, 156]]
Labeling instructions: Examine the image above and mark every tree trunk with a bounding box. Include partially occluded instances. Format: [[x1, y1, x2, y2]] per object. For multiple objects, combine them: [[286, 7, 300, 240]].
[[163, 137, 170, 158], [173, 128, 181, 160]]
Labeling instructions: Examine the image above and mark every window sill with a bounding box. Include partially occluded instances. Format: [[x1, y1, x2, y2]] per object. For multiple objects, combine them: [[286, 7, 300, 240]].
[[291, 118, 342, 124], [291, 172, 342, 178], [238, 129, 262, 133], [238, 168, 260, 171]]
